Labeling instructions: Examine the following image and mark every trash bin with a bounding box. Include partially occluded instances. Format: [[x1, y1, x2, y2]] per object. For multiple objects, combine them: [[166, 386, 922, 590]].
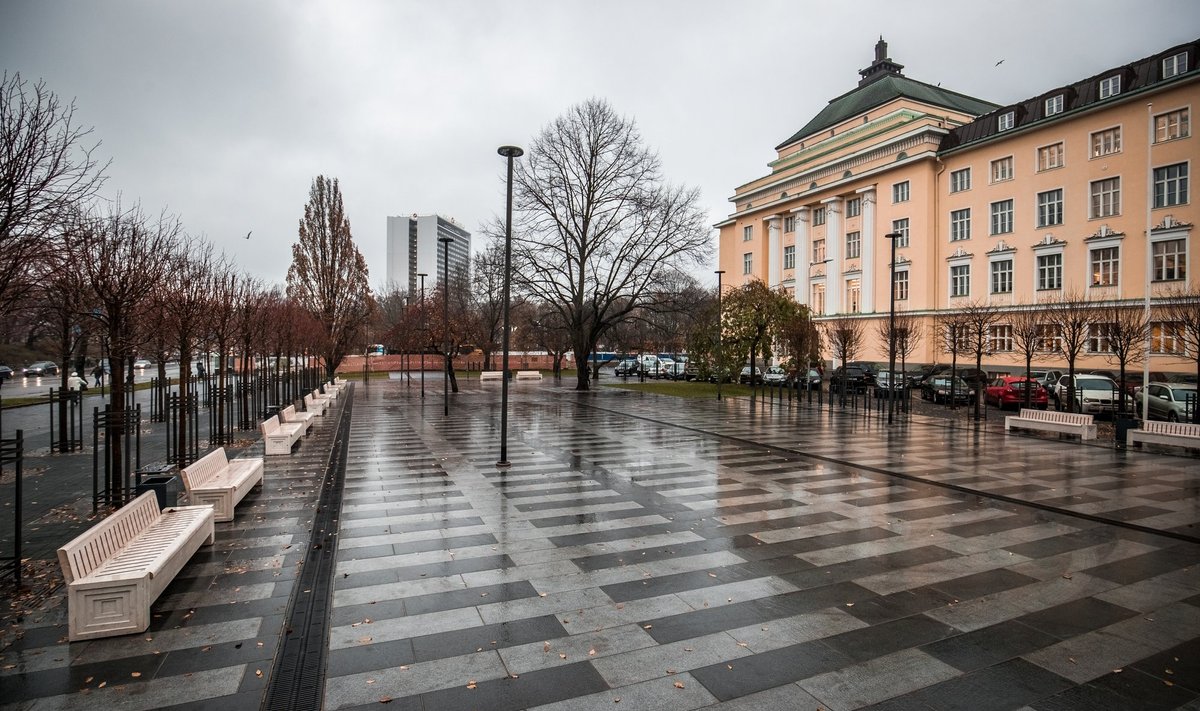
[[135, 464, 180, 509], [1114, 414, 1139, 449]]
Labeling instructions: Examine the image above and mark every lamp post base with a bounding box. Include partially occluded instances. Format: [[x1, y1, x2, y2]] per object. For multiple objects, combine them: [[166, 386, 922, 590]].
[[495, 460, 511, 469]]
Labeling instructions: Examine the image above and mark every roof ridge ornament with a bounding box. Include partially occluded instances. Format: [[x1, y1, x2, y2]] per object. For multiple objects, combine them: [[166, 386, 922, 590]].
[[859, 37, 906, 87]]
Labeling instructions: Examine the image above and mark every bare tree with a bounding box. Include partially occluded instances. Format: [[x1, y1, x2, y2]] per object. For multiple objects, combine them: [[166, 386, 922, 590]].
[[936, 310, 972, 407], [0, 73, 108, 311], [1159, 283, 1200, 423], [1010, 306, 1048, 409], [35, 235, 92, 449], [893, 310, 921, 384], [287, 175, 373, 377], [159, 241, 216, 461], [524, 301, 572, 376], [1043, 290, 1098, 412], [509, 99, 710, 390], [1096, 304, 1147, 413], [468, 237, 508, 370], [960, 300, 1002, 418]]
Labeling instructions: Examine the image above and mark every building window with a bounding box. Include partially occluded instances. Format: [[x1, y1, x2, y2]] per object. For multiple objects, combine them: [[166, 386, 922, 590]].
[[990, 199, 1014, 235], [950, 265, 970, 297], [1091, 246, 1119, 286], [1099, 75, 1121, 99], [846, 197, 861, 217], [989, 324, 1014, 353], [1151, 322, 1184, 354], [1153, 239, 1187, 281], [990, 259, 1013, 294], [998, 111, 1015, 131], [812, 238, 826, 263], [845, 231, 861, 259], [893, 181, 910, 203], [893, 270, 909, 301], [1090, 177, 1121, 218], [1045, 95, 1064, 116], [1037, 189, 1063, 227], [1037, 143, 1064, 171], [1091, 126, 1121, 157], [784, 215, 796, 233], [950, 208, 971, 241], [1088, 323, 1115, 354], [1037, 253, 1063, 290], [845, 278, 861, 313], [743, 225, 752, 241], [1156, 108, 1190, 142], [783, 245, 795, 270], [1037, 324, 1062, 352], [1153, 163, 1189, 208], [1163, 51, 1188, 79], [991, 156, 1014, 182], [813, 207, 826, 226], [743, 252, 752, 275], [891, 218, 910, 247], [950, 168, 971, 193], [811, 283, 825, 315]]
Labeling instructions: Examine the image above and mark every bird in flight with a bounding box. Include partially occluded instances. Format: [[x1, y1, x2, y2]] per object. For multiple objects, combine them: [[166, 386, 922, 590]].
[[995, 59, 1005, 66], [246, 231, 252, 239]]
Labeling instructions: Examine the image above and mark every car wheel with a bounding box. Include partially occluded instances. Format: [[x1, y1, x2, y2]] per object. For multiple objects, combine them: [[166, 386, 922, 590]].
[[1168, 411, 1179, 422]]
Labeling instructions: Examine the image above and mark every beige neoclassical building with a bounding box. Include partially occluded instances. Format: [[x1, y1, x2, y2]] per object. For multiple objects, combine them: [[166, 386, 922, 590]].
[[717, 38, 1198, 374]]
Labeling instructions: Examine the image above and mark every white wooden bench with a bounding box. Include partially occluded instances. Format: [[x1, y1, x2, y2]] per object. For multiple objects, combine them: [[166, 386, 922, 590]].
[[515, 370, 543, 381], [260, 414, 304, 455], [304, 391, 328, 416], [57, 491, 214, 641], [280, 404, 314, 434], [326, 378, 345, 397], [1128, 420, 1200, 450], [480, 371, 503, 382], [1005, 408, 1097, 440], [180, 447, 264, 522]]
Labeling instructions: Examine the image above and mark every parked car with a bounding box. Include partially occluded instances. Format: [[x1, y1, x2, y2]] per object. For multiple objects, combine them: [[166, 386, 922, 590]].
[[614, 359, 639, 376], [909, 364, 950, 387], [873, 370, 907, 398], [650, 358, 675, 379], [920, 376, 974, 405], [739, 365, 764, 385], [1134, 382, 1198, 422], [1040, 370, 1065, 399], [1054, 375, 1125, 415], [985, 376, 1048, 410], [23, 361, 59, 377], [788, 367, 823, 390], [830, 363, 876, 393], [664, 362, 689, 380], [0, 364, 12, 383], [762, 366, 788, 386]]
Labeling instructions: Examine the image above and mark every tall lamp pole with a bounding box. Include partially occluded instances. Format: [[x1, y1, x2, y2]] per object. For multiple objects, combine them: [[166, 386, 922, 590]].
[[418, 273, 427, 399], [884, 232, 902, 425], [438, 236, 453, 417], [714, 270, 725, 401], [496, 145, 524, 468]]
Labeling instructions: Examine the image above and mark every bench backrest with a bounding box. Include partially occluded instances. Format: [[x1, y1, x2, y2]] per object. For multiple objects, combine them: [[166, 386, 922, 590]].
[[1144, 420, 1200, 436], [280, 405, 297, 421], [57, 491, 161, 584], [181, 448, 230, 489], [261, 416, 280, 436], [1019, 408, 1092, 425]]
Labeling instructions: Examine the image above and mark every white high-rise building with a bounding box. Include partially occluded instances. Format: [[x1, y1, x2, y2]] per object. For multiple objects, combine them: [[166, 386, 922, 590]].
[[385, 214, 472, 294]]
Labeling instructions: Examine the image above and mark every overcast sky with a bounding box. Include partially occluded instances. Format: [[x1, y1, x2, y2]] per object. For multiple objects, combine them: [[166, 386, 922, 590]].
[[3, 1, 1197, 288]]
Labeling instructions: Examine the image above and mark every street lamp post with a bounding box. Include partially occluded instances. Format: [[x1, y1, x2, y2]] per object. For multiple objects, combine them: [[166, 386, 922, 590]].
[[714, 270, 725, 401], [884, 232, 902, 425], [496, 145, 524, 468], [438, 236, 453, 417], [418, 272, 427, 399]]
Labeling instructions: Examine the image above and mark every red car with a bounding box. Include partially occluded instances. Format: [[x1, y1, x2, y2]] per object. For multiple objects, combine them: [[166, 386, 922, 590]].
[[985, 376, 1048, 410]]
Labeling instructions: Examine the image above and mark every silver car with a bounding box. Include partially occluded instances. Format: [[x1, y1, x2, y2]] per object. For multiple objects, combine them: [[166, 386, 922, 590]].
[[1135, 382, 1197, 422]]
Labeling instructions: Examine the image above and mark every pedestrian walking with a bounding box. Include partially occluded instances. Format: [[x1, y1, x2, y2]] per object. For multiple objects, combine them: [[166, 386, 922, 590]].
[[67, 372, 86, 391], [91, 364, 104, 387]]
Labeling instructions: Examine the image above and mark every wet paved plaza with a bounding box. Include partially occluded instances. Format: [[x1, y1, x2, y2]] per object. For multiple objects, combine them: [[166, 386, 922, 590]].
[[2, 379, 1199, 710]]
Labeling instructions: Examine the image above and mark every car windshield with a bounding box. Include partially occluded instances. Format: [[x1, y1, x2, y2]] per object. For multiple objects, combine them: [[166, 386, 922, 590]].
[[1076, 378, 1115, 390]]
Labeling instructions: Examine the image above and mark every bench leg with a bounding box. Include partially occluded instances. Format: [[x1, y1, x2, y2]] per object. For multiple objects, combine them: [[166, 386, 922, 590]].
[[192, 490, 235, 522], [68, 579, 149, 641]]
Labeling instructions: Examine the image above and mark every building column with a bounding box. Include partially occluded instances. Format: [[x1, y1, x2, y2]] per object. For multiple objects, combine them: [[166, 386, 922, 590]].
[[857, 186, 877, 312], [766, 215, 782, 289], [792, 207, 810, 305], [822, 197, 843, 314]]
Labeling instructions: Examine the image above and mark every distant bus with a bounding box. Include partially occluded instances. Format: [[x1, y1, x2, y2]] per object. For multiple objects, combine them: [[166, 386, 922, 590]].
[[367, 344, 385, 356]]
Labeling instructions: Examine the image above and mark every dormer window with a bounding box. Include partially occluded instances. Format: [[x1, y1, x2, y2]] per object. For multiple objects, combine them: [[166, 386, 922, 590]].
[[1099, 75, 1121, 99], [998, 111, 1015, 131], [1045, 95, 1064, 116], [1163, 51, 1188, 79]]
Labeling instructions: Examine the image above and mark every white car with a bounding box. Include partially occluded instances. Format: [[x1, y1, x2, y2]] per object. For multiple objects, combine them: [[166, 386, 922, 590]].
[[1054, 374, 1124, 415], [133, 359, 153, 370]]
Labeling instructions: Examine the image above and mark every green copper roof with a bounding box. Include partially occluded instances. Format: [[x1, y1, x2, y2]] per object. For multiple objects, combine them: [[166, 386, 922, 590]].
[[776, 75, 999, 151]]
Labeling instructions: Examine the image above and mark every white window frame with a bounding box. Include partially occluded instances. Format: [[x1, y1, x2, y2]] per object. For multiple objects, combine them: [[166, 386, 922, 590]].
[[1045, 95, 1064, 116], [743, 252, 753, 275], [1151, 321, 1184, 354], [991, 156, 1014, 183], [845, 197, 862, 218], [950, 208, 971, 241], [1087, 322, 1115, 354], [783, 215, 796, 233], [893, 269, 909, 301], [990, 258, 1013, 294], [783, 245, 795, 270], [1090, 245, 1120, 287], [1036, 323, 1062, 353], [1099, 75, 1121, 99], [990, 199, 1014, 235], [1155, 108, 1190, 143], [891, 218, 910, 248], [845, 231, 861, 259], [989, 324, 1014, 353], [812, 238, 826, 263], [1090, 125, 1122, 158], [998, 111, 1015, 131], [845, 277, 861, 314], [1037, 188, 1064, 228], [1153, 162, 1189, 208], [892, 181, 910, 203], [1152, 236, 1187, 282], [949, 168, 971, 193], [950, 263, 971, 298], [1036, 252, 1063, 291], [1163, 51, 1188, 79], [743, 225, 752, 241], [1090, 177, 1122, 218], [1037, 142, 1064, 171], [812, 207, 826, 226], [810, 283, 825, 315]]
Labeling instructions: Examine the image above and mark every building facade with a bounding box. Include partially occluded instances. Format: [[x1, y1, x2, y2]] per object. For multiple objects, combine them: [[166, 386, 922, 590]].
[[717, 38, 1198, 374], [385, 214, 472, 293]]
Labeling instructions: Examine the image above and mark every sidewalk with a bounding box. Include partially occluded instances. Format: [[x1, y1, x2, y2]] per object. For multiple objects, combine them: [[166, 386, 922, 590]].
[[2, 380, 1198, 710]]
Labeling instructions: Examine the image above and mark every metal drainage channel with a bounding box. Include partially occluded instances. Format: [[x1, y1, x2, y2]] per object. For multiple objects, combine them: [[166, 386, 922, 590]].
[[263, 386, 354, 711]]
